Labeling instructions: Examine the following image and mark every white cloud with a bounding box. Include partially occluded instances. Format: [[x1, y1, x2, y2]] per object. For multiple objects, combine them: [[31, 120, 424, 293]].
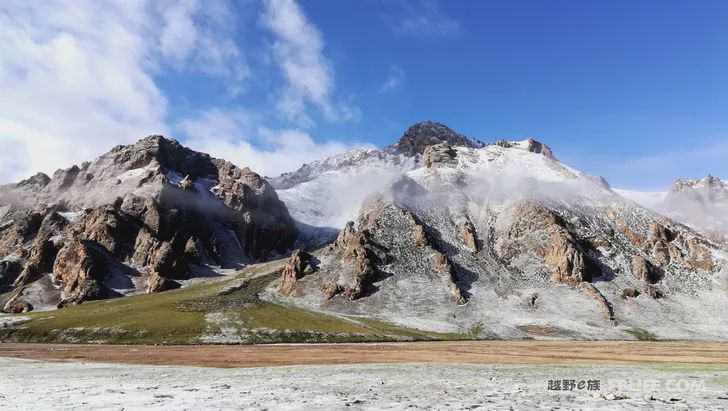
[[0, 0, 362, 185], [390, 0, 460, 38], [379, 65, 407, 92], [0, 0, 247, 184], [261, 0, 358, 124], [157, 0, 249, 88], [178, 108, 358, 177]]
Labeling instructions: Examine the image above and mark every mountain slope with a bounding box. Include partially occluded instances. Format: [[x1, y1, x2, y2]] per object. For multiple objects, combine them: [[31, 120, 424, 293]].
[[272, 121, 537, 236], [1, 121, 727, 342], [0, 260, 462, 344], [268, 137, 728, 340], [0, 136, 297, 313], [617, 175, 728, 241]]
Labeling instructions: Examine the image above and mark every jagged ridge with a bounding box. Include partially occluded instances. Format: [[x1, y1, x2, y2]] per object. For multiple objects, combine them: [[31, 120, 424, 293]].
[[0, 136, 298, 312]]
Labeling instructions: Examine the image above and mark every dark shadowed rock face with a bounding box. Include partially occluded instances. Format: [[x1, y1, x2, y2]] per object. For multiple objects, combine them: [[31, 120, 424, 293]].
[[390, 121, 483, 156], [53, 239, 109, 307], [523, 137, 554, 159], [0, 135, 298, 312], [146, 270, 181, 294], [422, 143, 457, 168], [500, 202, 590, 285], [321, 222, 388, 301]]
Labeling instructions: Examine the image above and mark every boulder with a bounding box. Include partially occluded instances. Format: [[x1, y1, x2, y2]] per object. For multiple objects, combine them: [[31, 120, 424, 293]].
[[278, 250, 315, 296], [422, 143, 457, 168], [323, 222, 387, 301], [146, 270, 181, 294]]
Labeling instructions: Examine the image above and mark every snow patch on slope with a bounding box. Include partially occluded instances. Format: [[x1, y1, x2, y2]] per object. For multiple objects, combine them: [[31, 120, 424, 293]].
[[275, 148, 416, 229]]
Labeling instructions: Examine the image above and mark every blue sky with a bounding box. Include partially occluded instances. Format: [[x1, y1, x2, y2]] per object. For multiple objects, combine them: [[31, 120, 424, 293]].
[[1, 0, 727, 189]]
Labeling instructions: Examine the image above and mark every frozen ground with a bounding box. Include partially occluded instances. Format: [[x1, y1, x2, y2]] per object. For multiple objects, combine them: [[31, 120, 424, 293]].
[[1, 359, 728, 410]]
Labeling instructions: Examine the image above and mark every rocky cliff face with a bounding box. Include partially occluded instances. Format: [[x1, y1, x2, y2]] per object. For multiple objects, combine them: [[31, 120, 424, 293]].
[[389, 121, 484, 156], [270, 122, 485, 233], [0, 136, 297, 312], [3, 121, 727, 341], [270, 125, 728, 340]]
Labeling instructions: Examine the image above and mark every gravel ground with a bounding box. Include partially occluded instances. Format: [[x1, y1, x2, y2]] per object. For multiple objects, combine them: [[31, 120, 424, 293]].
[[1, 359, 728, 410]]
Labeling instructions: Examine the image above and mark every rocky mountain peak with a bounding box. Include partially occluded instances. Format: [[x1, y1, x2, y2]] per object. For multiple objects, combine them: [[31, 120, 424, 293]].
[[390, 121, 484, 156], [524, 137, 554, 158], [701, 174, 723, 187], [671, 174, 726, 192], [109, 135, 219, 180], [0, 135, 299, 312], [13, 172, 51, 191]]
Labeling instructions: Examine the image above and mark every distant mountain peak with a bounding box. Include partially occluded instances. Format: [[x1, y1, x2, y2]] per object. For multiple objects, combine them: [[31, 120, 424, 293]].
[[672, 174, 725, 192], [389, 121, 484, 156]]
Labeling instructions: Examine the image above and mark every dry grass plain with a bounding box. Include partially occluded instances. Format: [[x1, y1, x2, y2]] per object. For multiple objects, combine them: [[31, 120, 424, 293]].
[[2, 340, 728, 368]]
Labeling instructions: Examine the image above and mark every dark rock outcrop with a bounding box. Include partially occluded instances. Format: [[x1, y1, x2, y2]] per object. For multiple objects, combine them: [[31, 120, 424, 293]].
[[278, 249, 315, 296], [501, 201, 591, 284], [632, 256, 661, 284], [606, 209, 714, 273], [53, 239, 109, 307], [0, 260, 22, 286], [622, 288, 641, 298], [523, 137, 554, 159], [431, 251, 467, 304], [579, 282, 615, 324], [491, 137, 555, 159], [390, 121, 482, 156], [323, 222, 388, 301], [212, 162, 298, 260], [3, 293, 33, 314], [0, 135, 299, 311], [146, 270, 181, 294], [422, 143, 457, 168]]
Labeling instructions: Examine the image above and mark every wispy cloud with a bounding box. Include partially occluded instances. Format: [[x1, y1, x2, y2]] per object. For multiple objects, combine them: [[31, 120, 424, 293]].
[[0, 0, 247, 184], [157, 0, 248, 85], [379, 65, 407, 92], [260, 0, 358, 125], [178, 108, 359, 177], [389, 0, 460, 38], [0, 0, 364, 184]]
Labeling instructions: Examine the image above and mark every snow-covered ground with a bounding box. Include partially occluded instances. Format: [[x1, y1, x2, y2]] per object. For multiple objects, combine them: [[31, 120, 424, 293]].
[[274, 148, 416, 229], [1, 359, 727, 410]]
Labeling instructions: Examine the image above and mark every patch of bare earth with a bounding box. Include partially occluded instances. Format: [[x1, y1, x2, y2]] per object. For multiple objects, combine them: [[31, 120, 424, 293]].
[[2, 341, 728, 368]]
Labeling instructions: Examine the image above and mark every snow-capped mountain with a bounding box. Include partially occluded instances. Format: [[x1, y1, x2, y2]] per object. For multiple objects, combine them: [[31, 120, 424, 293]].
[[271, 122, 554, 234], [0, 136, 297, 312], [617, 175, 728, 241], [270, 121, 490, 244], [269, 124, 728, 340], [2, 121, 727, 342]]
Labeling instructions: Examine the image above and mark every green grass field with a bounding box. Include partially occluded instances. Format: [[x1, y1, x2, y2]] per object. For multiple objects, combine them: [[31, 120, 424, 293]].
[[0, 261, 466, 344]]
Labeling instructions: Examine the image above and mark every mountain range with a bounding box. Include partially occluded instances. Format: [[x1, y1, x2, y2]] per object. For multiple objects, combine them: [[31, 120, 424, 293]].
[[1, 121, 726, 341]]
